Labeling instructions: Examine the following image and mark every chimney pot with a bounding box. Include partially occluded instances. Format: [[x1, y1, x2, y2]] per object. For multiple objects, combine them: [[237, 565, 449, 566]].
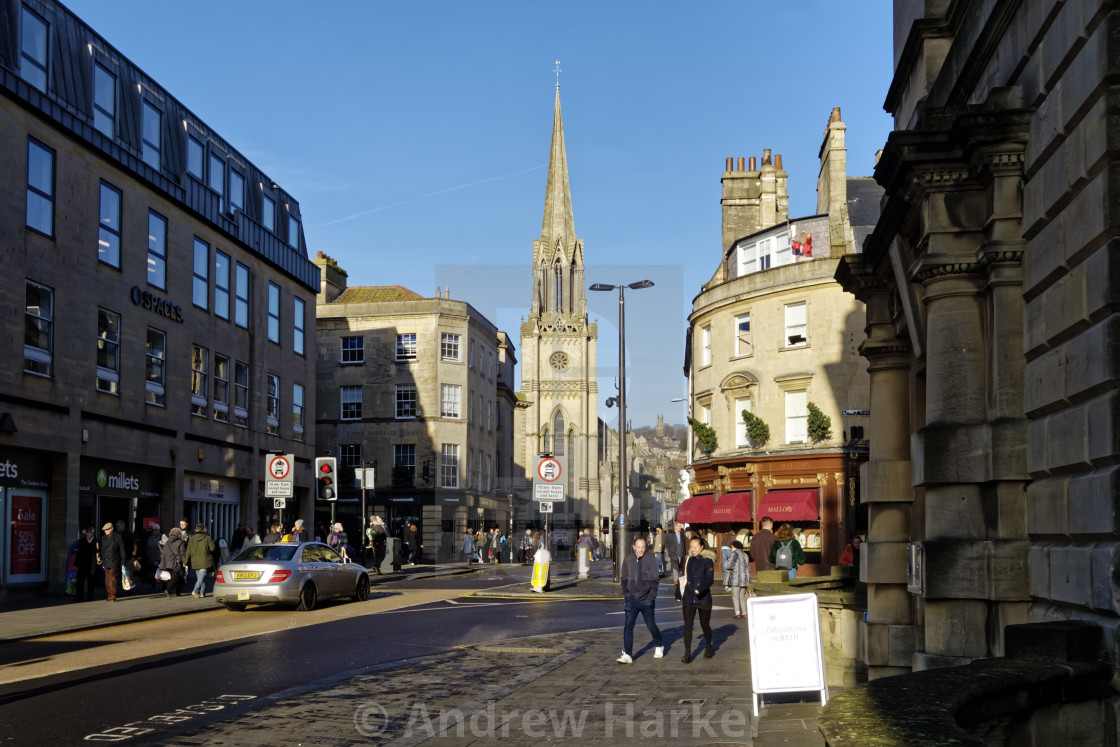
[[725, 157, 733, 172], [749, 156, 757, 171], [775, 154, 783, 170], [762, 149, 772, 166], [737, 157, 745, 171]]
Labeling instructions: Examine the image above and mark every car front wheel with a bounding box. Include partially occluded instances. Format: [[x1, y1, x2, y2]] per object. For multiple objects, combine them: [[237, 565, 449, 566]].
[[297, 582, 317, 611], [354, 574, 370, 602]]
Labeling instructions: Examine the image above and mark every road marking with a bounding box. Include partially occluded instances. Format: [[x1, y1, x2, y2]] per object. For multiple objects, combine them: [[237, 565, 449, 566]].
[[83, 694, 256, 742]]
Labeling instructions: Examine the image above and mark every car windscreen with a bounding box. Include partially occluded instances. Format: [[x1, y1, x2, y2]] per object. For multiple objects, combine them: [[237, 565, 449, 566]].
[[235, 545, 298, 562]]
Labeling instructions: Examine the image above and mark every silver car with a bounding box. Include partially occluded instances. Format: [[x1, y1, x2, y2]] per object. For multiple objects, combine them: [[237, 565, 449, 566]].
[[214, 542, 370, 611]]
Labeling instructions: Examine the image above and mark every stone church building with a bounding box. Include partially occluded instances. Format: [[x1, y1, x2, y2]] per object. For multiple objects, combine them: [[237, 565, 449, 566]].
[[515, 87, 602, 532]]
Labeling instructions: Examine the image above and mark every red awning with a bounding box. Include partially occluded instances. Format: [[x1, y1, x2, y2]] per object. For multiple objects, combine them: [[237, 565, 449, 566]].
[[758, 489, 819, 522], [675, 495, 713, 524], [710, 491, 752, 523]]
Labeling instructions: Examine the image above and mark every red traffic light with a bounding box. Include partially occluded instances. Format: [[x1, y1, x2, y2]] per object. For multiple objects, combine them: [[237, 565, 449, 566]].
[[320, 463, 332, 473]]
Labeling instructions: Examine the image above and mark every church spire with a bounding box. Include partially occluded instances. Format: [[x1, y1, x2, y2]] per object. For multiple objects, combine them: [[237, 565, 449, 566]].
[[541, 86, 576, 248]]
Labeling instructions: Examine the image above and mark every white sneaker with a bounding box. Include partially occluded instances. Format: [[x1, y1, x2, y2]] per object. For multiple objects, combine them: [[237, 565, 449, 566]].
[[617, 652, 633, 664], [654, 646, 664, 659]]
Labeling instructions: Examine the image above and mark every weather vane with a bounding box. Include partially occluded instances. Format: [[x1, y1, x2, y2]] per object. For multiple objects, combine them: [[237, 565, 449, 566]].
[[555, 59, 562, 89]]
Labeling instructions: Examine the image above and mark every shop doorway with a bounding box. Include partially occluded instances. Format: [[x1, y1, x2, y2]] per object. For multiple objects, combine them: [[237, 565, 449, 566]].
[[97, 495, 132, 532]]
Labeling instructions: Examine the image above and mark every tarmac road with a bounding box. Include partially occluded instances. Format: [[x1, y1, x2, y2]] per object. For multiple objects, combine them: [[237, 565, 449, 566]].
[[0, 591, 623, 745]]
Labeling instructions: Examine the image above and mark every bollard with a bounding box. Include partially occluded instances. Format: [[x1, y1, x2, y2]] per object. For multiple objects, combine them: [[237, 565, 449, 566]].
[[577, 544, 590, 579]]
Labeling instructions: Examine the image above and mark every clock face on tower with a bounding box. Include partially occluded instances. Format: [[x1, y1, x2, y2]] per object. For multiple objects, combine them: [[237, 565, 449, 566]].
[[549, 351, 570, 372]]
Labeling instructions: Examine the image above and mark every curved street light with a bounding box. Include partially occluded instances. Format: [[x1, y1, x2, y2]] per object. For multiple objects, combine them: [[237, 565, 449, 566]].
[[590, 280, 654, 582]]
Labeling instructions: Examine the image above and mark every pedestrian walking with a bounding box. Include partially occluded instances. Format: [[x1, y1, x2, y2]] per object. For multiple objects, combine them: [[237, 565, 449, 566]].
[[370, 524, 386, 574], [461, 531, 478, 565], [230, 522, 248, 554], [751, 516, 776, 573], [664, 521, 686, 582], [679, 537, 715, 663], [488, 527, 501, 565], [291, 519, 307, 543], [617, 537, 664, 664], [724, 540, 751, 619], [75, 527, 99, 601], [406, 523, 422, 565], [242, 525, 260, 549], [184, 523, 216, 598], [143, 524, 162, 591], [97, 522, 126, 602], [652, 524, 665, 576], [518, 529, 532, 563], [770, 523, 806, 578], [330, 522, 349, 559], [160, 528, 186, 597], [263, 523, 282, 543]]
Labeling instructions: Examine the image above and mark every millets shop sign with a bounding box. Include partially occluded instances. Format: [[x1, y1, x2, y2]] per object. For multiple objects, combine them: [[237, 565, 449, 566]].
[[0, 452, 50, 488], [80, 461, 161, 497]]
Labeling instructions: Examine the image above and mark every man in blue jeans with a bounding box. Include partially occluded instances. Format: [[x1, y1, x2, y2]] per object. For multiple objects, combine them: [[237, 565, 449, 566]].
[[618, 537, 664, 663]]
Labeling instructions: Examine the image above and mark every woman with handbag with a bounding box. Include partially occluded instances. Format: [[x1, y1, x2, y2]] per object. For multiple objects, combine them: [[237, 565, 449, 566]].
[[679, 537, 715, 663]]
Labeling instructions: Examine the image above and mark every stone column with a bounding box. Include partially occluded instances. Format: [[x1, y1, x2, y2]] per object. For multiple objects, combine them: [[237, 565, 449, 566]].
[[859, 288, 916, 679]]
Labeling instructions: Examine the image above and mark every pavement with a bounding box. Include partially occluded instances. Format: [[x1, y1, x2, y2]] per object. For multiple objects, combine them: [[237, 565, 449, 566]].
[[1, 560, 830, 745]]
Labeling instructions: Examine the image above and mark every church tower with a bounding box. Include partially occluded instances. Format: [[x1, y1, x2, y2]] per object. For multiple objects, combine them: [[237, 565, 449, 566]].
[[518, 85, 600, 528]]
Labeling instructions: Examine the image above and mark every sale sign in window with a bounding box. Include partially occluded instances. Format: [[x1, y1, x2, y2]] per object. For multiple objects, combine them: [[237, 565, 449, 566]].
[[9, 493, 45, 579]]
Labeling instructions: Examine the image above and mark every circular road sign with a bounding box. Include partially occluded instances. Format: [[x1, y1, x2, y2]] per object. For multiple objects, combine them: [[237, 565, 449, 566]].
[[537, 457, 562, 483], [268, 454, 293, 481]]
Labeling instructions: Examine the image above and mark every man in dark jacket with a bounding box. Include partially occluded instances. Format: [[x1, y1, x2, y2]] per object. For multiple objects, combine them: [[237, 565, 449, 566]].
[[751, 516, 776, 573], [97, 522, 126, 601], [618, 537, 664, 663]]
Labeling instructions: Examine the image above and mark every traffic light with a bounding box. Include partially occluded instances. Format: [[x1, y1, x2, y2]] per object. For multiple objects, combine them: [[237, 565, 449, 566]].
[[315, 457, 337, 501]]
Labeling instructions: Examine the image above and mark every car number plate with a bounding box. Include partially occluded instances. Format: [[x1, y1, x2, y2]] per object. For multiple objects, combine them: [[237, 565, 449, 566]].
[[237, 590, 250, 601], [233, 572, 261, 580]]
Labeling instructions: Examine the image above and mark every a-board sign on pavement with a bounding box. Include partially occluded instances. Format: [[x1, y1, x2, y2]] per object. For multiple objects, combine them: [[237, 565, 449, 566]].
[[745, 592, 829, 717]]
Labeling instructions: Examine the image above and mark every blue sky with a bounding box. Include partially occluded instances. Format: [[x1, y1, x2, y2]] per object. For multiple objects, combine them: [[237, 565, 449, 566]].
[[68, 1, 895, 427]]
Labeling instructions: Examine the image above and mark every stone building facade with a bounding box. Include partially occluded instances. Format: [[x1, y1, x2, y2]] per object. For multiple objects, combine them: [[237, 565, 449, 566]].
[[0, 0, 318, 595], [314, 255, 515, 561], [835, 0, 1120, 684], [516, 87, 601, 532], [685, 110, 879, 573]]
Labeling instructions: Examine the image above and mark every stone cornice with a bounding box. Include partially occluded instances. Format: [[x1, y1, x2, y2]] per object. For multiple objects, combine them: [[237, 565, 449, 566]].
[[913, 260, 981, 283]]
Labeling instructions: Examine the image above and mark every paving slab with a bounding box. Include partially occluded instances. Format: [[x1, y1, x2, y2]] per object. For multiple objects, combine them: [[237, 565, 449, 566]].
[[152, 618, 827, 746]]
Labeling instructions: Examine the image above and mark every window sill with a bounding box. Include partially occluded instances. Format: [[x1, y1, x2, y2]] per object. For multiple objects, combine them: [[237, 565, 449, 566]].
[[339, 361, 365, 366], [781, 344, 810, 352]]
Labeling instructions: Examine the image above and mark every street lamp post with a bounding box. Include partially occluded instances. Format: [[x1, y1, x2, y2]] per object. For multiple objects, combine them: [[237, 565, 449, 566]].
[[590, 279, 654, 582]]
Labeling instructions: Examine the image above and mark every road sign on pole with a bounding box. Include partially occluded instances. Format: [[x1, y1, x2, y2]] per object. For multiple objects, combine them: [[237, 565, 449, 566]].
[[534, 484, 564, 502], [538, 501, 554, 513], [266, 453, 295, 498], [273, 497, 287, 509], [536, 457, 562, 483]]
